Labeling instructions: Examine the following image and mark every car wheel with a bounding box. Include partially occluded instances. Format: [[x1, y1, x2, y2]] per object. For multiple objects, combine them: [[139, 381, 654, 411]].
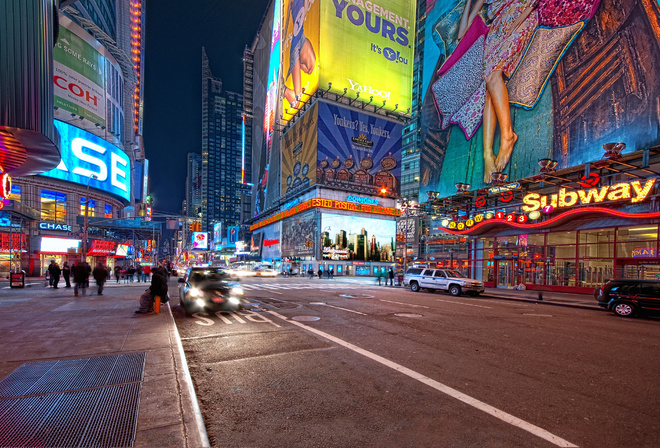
[[449, 285, 461, 296], [426, 288, 436, 293], [611, 302, 635, 317], [410, 281, 420, 292]]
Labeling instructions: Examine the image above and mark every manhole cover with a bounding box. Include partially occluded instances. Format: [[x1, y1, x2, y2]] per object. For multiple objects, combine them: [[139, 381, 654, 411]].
[[292, 316, 321, 321], [394, 313, 423, 318], [310, 302, 326, 305], [340, 294, 374, 299]]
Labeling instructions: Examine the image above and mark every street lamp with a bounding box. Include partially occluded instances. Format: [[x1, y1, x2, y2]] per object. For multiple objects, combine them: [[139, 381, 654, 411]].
[[82, 174, 98, 260]]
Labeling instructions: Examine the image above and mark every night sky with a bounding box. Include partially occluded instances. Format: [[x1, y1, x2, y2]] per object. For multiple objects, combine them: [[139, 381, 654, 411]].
[[143, 0, 271, 214]]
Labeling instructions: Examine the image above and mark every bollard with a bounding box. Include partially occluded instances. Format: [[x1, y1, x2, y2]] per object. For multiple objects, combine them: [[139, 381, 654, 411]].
[[154, 296, 161, 313], [537, 291, 543, 301]]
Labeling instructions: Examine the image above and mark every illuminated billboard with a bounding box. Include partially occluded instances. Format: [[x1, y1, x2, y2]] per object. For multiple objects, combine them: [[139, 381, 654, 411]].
[[280, 0, 320, 124], [192, 232, 209, 250], [282, 102, 318, 195], [319, 0, 416, 113], [40, 121, 131, 201], [317, 101, 402, 196], [281, 210, 317, 257], [321, 213, 395, 262], [418, 1, 660, 200]]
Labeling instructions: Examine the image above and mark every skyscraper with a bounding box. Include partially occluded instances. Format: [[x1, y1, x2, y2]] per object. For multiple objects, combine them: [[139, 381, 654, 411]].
[[185, 153, 202, 217], [201, 48, 249, 233]]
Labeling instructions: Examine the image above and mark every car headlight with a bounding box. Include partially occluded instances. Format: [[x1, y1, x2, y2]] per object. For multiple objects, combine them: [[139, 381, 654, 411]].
[[195, 298, 206, 307], [228, 297, 241, 306], [190, 288, 204, 297], [230, 286, 244, 295]]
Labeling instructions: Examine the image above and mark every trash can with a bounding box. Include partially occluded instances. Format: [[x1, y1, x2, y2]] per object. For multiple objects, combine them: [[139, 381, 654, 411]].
[[10, 271, 25, 288]]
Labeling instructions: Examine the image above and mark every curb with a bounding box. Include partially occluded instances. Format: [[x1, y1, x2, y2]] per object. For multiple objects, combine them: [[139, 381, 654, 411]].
[[480, 293, 602, 311], [166, 303, 210, 448]]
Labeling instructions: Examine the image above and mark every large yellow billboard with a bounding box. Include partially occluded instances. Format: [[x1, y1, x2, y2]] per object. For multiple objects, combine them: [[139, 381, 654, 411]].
[[281, 102, 319, 194], [280, 0, 321, 124], [319, 0, 416, 114]]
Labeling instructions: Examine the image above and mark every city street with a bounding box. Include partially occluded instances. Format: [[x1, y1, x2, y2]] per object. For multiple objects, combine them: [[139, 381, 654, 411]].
[[172, 276, 660, 448]]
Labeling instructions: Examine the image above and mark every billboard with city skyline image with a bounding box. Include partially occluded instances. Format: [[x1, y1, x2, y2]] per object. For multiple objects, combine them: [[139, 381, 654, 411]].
[[418, 0, 660, 200], [282, 102, 318, 195], [281, 210, 317, 257], [321, 213, 395, 262], [317, 101, 402, 197]]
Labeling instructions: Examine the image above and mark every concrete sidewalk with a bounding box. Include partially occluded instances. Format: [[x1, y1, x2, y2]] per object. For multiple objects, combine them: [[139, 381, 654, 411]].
[[0, 279, 208, 448], [481, 287, 601, 310]]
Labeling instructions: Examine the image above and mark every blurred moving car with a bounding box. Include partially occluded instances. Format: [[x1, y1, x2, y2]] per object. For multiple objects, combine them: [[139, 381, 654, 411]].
[[254, 267, 277, 277], [594, 279, 660, 317], [403, 267, 484, 296], [178, 266, 246, 316]]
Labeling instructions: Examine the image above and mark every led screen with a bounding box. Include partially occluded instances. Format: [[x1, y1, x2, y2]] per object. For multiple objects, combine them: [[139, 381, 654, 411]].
[[281, 210, 316, 257], [192, 232, 209, 250], [40, 121, 131, 201], [40, 237, 81, 254], [321, 213, 395, 261], [319, 0, 416, 113], [418, 1, 660, 200]]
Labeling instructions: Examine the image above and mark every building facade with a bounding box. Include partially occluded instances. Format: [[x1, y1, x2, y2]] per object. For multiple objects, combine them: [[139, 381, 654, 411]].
[[201, 48, 250, 234]]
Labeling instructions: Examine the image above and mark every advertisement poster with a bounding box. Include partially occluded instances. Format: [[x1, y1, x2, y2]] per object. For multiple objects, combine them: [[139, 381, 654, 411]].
[[280, 0, 320, 124], [40, 121, 131, 201], [192, 232, 209, 250], [260, 222, 282, 260], [320, 0, 417, 113], [419, 0, 660, 200], [317, 101, 402, 197], [321, 213, 395, 262], [281, 210, 317, 257], [227, 226, 240, 247], [282, 102, 318, 195], [53, 18, 107, 127]]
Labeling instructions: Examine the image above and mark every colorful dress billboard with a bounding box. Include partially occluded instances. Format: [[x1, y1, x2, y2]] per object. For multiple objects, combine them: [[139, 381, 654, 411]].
[[419, 0, 660, 200]]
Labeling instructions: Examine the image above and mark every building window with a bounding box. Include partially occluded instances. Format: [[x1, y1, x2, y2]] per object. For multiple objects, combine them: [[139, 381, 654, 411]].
[[105, 204, 113, 219], [80, 197, 96, 217], [40, 190, 67, 223]]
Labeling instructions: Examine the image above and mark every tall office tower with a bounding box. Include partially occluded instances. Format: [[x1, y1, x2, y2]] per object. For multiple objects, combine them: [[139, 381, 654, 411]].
[[400, 0, 426, 203], [201, 48, 248, 233], [185, 153, 202, 218]]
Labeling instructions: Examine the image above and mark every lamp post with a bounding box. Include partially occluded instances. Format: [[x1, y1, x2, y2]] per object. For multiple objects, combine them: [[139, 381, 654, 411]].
[[82, 174, 98, 261]]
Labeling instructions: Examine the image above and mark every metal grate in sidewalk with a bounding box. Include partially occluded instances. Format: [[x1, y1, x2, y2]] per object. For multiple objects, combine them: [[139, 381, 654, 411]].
[[0, 353, 145, 447]]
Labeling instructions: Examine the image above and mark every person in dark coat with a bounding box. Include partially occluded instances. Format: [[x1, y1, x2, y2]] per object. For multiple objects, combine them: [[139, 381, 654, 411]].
[[388, 268, 395, 286], [72, 261, 87, 296], [84, 262, 91, 288], [114, 265, 121, 283], [136, 265, 143, 282], [48, 260, 61, 289], [136, 267, 168, 314], [62, 262, 71, 288], [93, 262, 109, 295]]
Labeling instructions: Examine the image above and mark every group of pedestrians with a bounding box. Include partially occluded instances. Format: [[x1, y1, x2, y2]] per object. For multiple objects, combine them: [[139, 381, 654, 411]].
[[376, 268, 395, 286], [306, 267, 334, 279], [112, 264, 152, 283], [46, 259, 112, 296]]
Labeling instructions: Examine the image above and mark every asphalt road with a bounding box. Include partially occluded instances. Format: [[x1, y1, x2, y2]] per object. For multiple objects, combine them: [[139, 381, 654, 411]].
[[172, 277, 660, 448]]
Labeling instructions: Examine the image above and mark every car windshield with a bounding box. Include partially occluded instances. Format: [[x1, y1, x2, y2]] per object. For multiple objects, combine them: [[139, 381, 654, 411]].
[[189, 269, 228, 284], [445, 270, 466, 278]]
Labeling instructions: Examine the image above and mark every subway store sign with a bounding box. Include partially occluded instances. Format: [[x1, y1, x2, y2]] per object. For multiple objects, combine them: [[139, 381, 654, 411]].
[[251, 198, 399, 231]]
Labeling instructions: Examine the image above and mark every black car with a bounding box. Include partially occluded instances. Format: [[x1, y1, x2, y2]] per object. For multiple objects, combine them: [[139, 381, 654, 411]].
[[178, 267, 246, 315], [594, 279, 660, 317]]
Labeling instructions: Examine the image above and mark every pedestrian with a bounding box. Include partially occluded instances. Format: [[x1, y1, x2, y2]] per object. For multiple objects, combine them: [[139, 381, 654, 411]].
[[128, 266, 135, 282], [136, 265, 143, 282], [329, 266, 334, 279], [62, 262, 71, 288], [84, 262, 91, 288], [376, 271, 382, 286], [143, 265, 151, 282], [72, 260, 87, 296], [48, 260, 61, 289], [388, 268, 394, 286], [308, 267, 314, 279], [114, 265, 121, 283], [317, 268, 322, 279], [136, 266, 168, 314], [93, 262, 109, 295]]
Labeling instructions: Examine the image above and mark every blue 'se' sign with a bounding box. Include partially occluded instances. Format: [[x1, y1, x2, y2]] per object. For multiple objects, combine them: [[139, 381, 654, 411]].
[[40, 121, 131, 201]]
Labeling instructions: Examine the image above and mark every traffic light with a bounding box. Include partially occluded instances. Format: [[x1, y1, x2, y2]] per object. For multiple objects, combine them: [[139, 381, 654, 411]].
[[189, 223, 194, 232]]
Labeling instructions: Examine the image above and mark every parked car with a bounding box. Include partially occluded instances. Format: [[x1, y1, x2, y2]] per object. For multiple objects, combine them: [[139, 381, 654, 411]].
[[403, 267, 484, 296], [178, 267, 246, 316], [594, 279, 660, 317]]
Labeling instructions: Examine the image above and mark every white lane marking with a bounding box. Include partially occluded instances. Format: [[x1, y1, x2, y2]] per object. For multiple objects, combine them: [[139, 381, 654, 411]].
[[380, 299, 429, 309], [313, 303, 367, 315], [266, 310, 578, 448], [433, 298, 492, 309]]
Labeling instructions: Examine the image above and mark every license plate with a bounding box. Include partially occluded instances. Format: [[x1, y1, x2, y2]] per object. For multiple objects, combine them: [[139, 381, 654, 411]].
[[211, 296, 225, 304]]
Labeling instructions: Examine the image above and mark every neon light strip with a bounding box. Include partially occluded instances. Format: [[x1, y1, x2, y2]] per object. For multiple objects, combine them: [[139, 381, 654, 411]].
[[241, 114, 246, 184], [441, 207, 660, 235]]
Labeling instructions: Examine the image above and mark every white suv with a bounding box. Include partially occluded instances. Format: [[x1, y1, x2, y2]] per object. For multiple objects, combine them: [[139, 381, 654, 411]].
[[403, 268, 485, 296]]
